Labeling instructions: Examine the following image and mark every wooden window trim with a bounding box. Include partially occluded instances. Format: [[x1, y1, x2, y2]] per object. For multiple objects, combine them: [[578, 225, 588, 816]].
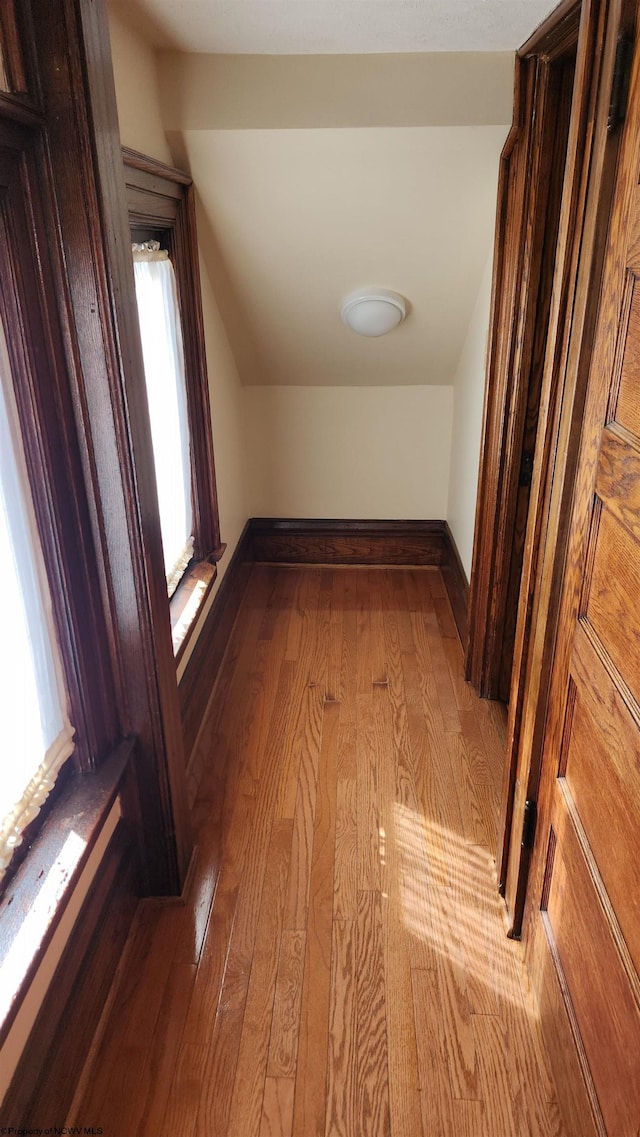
[[0, 119, 120, 776], [170, 558, 217, 665], [0, 14, 194, 1037], [0, 95, 124, 897], [123, 147, 225, 575], [24, 0, 193, 897], [0, 738, 134, 1048]]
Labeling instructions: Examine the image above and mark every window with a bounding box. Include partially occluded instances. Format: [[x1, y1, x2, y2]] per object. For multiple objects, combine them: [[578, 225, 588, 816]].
[[133, 240, 194, 596], [123, 148, 223, 622], [0, 322, 74, 881], [0, 1, 193, 1001], [0, 110, 122, 893]]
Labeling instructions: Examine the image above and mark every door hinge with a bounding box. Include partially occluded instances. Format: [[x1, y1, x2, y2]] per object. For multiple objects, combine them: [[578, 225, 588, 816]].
[[608, 35, 634, 133], [519, 451, 534, 487], [521, 799, 537, 852]]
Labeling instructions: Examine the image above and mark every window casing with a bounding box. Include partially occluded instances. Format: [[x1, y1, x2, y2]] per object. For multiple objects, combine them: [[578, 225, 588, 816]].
[[0, 319, 74, 878], [0, 5, 194, 1031], [123, 149, 223, 592], [132, 240, 194, 596], [0, 117, 120, 888]]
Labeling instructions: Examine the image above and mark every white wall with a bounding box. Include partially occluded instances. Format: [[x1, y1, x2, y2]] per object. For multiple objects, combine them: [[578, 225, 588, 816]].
[[447, 248, 494, 579], [109, 4, 503, 569], [245, 385, 453, 519], [108, 7, 172, 165], [171, 125, 506, 389], [159, 51, 515, 131], [156, 49, 508, 540], [197, 259, 249, 576]]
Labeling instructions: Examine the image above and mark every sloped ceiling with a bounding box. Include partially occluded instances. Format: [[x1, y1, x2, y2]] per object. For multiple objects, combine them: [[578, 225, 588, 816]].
[[172, 123, 507, 386], [112, 4, 526, 387], [111, 0, 555, 53], [157, 51, 512, 386]]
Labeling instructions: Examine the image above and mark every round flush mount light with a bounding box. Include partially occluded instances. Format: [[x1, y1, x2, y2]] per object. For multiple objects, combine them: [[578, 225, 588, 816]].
[[341, 289, 407, 337]]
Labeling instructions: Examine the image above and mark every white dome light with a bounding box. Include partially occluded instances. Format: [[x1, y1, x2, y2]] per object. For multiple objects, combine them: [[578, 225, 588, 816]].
[[341, 289, 407, 337]]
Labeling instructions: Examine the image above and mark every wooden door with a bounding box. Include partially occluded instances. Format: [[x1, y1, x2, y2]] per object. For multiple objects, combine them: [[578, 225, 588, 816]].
[[525, 21, 640, 1136], [498, 0, 633, 936]]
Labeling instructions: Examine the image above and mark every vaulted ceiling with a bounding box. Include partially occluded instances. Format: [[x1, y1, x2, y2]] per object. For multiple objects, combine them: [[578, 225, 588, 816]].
[[110, 2, 549, 387]]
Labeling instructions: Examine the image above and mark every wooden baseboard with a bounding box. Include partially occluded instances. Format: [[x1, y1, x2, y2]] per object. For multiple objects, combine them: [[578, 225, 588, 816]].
[[179, 521, 253, 763], [250, 518, 446, 565], [3, 819, 138, 1126], [441, 523, 470, 649]]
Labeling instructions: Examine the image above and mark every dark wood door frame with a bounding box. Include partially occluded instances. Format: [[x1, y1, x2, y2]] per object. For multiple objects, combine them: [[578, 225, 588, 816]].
[[467, 0, 633, 937], [521, 3, 640, 1127], [495, 0, 633, 937], [466, 0, 582, 704]]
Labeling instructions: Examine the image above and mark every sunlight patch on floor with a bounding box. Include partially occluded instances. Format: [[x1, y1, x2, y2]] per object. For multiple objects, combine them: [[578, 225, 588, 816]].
[[393, 800, 526, 1008]]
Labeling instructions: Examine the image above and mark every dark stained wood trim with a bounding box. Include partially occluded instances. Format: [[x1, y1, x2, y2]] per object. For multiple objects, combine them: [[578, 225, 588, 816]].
[[498, 52, 577, 705], [0, 740, 134, 1048], [0, 120, 120, 773], [0, 1, 29, 94], [2, 817, 138, 1126], [30, 0, 193, 895], [467, 7, 582, 701], [518, 0, 582, 58], [171, 559, 218, 665], [499, 0, 633, 939], [441, 523, 470, 648], [249, 518, 446, 566], [122, 146, 222, 566], [180, 522, 254, 763], [466, 53, 534, 696], [122, 144, 191, 185], [518, 2, 640, 1130]]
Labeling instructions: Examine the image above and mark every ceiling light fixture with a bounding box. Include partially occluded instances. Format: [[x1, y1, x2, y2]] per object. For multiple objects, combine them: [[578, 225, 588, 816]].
[[341, 289, 407, 337]]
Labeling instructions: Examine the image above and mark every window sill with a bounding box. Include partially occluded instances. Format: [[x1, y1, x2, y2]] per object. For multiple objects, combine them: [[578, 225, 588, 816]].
[[0, 738, 134, 1048], [170, 559, 218, 667]]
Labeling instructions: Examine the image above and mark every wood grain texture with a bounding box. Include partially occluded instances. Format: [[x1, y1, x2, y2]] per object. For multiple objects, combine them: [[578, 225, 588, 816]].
[[268, 930, 306, 1078], [227, 820, 294, 1137], [179, 522, 253, 766], [441, 522, 470, 649], [545, 814, 640, 1136], [497, 0, 631, 941], [466, 48, 544, 700], [73, 567, 564, 1137], [260, 1078, 295, 1137], [123, 148, 222, 567], [518, 8, 640, 1137], [566, 626, 640, 971], [356, 889, 391, 1137], [32, 0, 195, 896], [250, 517, 446, 565], [4, 821, 137, 1127], [291, 697, 340, 1136], [324, 919, 357, 1137]]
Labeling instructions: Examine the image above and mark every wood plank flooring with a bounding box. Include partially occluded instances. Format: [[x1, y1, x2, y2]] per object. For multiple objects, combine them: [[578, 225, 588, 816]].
[[71, 565, 564, 1137]]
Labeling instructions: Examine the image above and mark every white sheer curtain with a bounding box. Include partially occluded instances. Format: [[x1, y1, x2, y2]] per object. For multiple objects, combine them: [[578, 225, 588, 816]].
[[133, 243, 194, 596], [0, 322, 75, 880]]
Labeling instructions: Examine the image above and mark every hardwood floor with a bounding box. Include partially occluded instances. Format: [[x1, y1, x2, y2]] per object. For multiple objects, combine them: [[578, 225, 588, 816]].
[[71, 565, 564, 1136]]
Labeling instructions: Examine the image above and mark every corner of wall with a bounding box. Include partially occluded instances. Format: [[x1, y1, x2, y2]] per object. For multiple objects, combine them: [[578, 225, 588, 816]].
[[446, 246, 495, 580], [106, 3, 172, 166]]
